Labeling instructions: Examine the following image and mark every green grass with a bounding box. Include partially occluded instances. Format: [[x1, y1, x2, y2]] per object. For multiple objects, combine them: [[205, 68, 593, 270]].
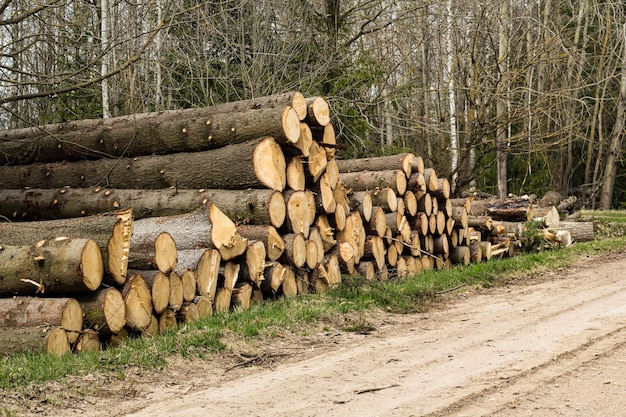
[[2, 234, 625, 392], [581, 209, 626, 223]]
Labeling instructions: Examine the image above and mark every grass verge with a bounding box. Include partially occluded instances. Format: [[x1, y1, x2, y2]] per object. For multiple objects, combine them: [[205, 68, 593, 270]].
[[1, 234, 626, 392]]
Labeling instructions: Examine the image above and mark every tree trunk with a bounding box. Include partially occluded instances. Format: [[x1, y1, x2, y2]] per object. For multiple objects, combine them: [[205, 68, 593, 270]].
[[286, 156, 306, 191], [305, 97, 331, 127], [0, 187, 286, 227], [0, 93, 305, 165], [0, 136, 287, 191], [533, 205, 560, 228], [0, 238, 103, 296], [280, 266, 298, 297], [347, 191, 373, 222], [599, 24, 626, 209], [556, 221, 595, 242], [168, 272, 183, 313], [335, 153, 415, 178], [75, 329, 101, 353], [496, 0, 510, 199], [450, 246, 470, 265], [237, 224, 285, 261], [231, 283, 253, 310], [128, 204, 247, 266], [0, 297, 83, 344], [368, 188, 398, 213], [339, 170, 407, 196], [306, 141, 328, 183]]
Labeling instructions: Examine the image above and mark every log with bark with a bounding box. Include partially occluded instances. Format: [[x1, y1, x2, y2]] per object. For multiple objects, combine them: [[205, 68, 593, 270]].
[[0, 92, 306, 165], [0, 136, 287, 191], [194, 249, 221, 301], [471, 198, 535, 222], [368, 188, 398, 213], [0, 187, 285, 227], [335, 153, 415, 178], [339, 170, 407, 196], [129, 204, 247, 266], [0, 297, 83, 345], [554, 221, 594, 242], [242, 240, 267, 287], [231, 283, 253, 310], [237, 224, 285, 261], [283, 190, 316, 238], [0, 238, 103, 296], [280, 265, 298, 297], [305, 97, 331, 127], [533, 205, 560, 228], [0, 208, 132, 285], [78, 287, 126, 335], [347, 191, 373, 222], [74, 329, 101, 353]]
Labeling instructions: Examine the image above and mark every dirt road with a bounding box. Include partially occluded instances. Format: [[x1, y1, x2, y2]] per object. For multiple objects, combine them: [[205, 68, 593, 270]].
[[7, 251, 626, 416]]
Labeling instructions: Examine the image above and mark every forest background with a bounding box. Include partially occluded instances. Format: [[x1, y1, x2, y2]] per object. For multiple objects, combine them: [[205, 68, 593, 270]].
[[1, 0, 625, 209]]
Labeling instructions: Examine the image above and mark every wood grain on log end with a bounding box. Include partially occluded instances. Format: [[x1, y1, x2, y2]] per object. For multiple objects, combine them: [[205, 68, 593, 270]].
[[253, 136, 286, 191]]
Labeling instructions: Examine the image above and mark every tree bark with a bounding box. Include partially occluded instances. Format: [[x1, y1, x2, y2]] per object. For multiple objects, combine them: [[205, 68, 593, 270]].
[[305, 97, 331, 127], [0, 93, 304, 165], [237, 224, 285, 262], [0, 136, 287, 191], [369, 188, 398, 213], [128, 204, 247, 266], [599, 24, 626, 209], [0, 297, 83, 343], [281, 233, 307, 268], [556, 221, 594, 242], [347, 191, 373, 222], [0, 187, 286, 227], [0, 238, 103, 296], [339, 170, 407, 196], [335, 153, 415, 178]]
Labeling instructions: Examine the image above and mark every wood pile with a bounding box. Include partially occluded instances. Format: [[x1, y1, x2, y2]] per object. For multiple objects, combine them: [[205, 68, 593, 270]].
[[0, 92, 592, 356]]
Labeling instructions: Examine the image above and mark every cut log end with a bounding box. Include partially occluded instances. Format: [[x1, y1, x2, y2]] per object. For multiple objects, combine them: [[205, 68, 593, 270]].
[[155, 232, 178, 273], [307, 97, 331, 127], [269, 190, 287, 228], [253, 137, 286, 191], [209, 203, 248, 261], [102, 288, 126, 333], [46, 327, 71, 356], [80, 239, 104, 291], [282, 107, 302, 144]]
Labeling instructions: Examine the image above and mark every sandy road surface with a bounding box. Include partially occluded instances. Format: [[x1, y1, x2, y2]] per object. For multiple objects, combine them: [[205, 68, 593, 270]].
[[5, 252, 626, 417], [118, 253, 626, 417]]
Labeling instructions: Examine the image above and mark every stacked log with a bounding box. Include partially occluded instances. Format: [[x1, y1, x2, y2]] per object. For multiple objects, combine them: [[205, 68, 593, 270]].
[[0, 92, 342, 354], [0, 91, 585, 355]]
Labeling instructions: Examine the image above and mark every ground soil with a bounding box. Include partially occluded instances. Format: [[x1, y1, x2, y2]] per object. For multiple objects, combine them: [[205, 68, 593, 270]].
[[4, 249, 626, 416]]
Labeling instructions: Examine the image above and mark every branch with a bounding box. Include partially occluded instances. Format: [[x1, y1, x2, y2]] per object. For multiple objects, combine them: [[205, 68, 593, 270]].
[[0, 0, 63, 26], [0, 21, 164, 105]]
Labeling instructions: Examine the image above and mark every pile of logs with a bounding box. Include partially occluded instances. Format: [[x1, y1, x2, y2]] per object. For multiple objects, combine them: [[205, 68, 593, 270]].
[[0, 92, 593, 356]]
